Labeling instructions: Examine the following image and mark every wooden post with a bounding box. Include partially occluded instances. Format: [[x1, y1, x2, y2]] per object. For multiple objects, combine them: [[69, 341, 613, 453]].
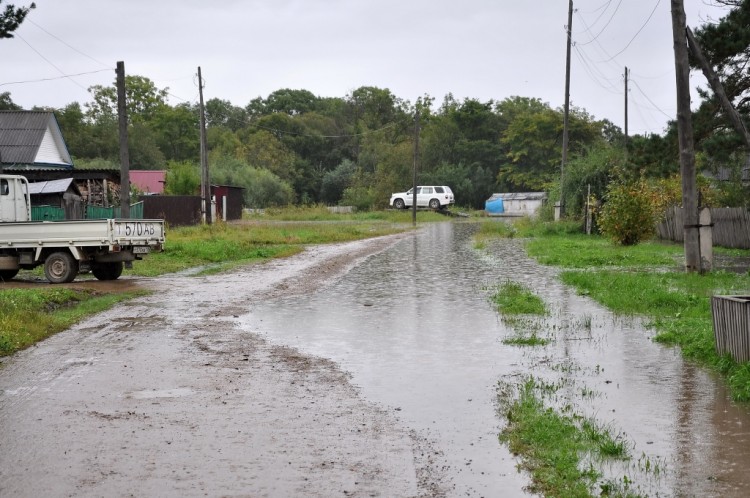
[[671, 0, 701, 272], [412, 110, 419, 227], [116, 61, 130, 219], [198, 67, 211, 224], [559, 0, 573, 218]]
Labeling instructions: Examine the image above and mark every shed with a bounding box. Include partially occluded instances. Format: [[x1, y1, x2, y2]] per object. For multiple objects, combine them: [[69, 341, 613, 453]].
[[211, 184, 245, 221], [485, 192, 547, 217], [27, 178, 84, 219]]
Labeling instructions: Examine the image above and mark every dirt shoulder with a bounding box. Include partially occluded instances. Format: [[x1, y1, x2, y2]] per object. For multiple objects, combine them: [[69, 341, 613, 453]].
[[0, 233, 448, 497]]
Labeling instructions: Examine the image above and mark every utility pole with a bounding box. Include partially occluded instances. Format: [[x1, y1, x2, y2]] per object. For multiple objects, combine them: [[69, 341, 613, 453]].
[[412, 110, 420, 227], [671, 0, 701, 272], [624, 66, 629, 147], [559, 0, 573, 219], [198, 66, 211, 224], [116, 61, 130, 219]]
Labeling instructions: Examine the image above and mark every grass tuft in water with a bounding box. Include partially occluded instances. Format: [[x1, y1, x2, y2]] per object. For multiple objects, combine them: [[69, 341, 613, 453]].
[[491, 280, 548, 316], [499, 377, 634, 498]]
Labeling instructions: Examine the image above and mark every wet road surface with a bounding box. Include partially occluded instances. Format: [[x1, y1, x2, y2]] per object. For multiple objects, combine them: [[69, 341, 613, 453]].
[[243, 222, 750, 497], [2, 221, 750, 497]]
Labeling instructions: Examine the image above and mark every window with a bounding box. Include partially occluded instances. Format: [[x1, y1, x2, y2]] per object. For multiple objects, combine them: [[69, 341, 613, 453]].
[[422, 187, 433, 194], [435, 187, 444, 194], [1, 179, 8, 196]]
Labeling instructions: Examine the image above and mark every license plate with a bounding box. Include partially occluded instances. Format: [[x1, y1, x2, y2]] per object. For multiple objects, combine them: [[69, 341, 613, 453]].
[[132, 246, 150, 254]]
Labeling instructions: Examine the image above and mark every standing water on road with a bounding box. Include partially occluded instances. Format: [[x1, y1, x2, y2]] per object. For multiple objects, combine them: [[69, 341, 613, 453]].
[[242, 221, 750, 497]]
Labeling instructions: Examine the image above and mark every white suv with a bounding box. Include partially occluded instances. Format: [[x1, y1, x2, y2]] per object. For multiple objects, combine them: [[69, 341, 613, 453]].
[[390, 186, 454, 210]]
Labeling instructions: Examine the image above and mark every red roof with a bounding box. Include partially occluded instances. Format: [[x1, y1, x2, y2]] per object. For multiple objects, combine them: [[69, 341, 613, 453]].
[[130, 170, 166, 194]]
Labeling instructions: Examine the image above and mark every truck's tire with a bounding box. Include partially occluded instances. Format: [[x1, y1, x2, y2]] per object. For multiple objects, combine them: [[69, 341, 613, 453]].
[[44, 252, 79, 284], [0, 269, 19, 282], [92, 262, 124, 281]]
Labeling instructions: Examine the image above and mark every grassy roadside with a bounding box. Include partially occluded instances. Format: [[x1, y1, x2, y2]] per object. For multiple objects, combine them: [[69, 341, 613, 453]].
[[480, 217, 750, 400], [1, 209, 441, 356], [479, 217, 750, 497], [0, 288, 144, 356]]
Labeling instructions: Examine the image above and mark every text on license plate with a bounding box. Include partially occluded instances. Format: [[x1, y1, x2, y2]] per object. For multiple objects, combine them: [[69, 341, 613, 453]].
[[132, 246, 150, 254]]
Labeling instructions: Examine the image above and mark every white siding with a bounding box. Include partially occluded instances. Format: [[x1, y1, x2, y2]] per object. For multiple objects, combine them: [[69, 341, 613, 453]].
[[33, 123, 71, 165]]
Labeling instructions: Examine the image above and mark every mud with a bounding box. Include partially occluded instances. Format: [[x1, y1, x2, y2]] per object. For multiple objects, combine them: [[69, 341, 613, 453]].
[[0, 233, 449, 497]]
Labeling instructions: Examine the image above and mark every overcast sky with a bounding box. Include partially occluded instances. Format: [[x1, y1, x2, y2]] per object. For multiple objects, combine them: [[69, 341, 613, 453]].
[[0, 0, 731, 136]]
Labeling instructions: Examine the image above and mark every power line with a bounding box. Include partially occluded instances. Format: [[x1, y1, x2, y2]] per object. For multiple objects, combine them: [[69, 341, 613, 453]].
[[0, 68, 112, 87], [576, 0, 623, 46], [13, 33, 90, 93], [27, 19, 111, 69], [597, 0, 662, 63]]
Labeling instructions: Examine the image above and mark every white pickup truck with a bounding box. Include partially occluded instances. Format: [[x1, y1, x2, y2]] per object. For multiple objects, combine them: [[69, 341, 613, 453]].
[[0, 174, 165, 284]]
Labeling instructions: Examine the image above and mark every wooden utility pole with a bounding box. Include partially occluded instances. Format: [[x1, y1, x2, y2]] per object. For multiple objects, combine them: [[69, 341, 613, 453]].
[[412, 110, 420, 227], [559, 0, 573, 218], [198, 67, 211, 224], [671, 0, 701, 272], [116, 61, 130, 219], [624, 66, 629, 146]]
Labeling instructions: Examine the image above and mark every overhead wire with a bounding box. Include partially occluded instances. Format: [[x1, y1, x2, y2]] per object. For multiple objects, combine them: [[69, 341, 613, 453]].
[[13, 33, 90, 93], [576, 0, 623, 46], [26, 19, 111, 70]]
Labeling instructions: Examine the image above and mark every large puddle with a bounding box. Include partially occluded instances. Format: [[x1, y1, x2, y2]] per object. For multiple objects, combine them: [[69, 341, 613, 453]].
[[241, 221, 750, 497]]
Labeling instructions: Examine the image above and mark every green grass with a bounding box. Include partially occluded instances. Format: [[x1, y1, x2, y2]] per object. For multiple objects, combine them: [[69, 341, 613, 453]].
[[491, 280, 548, 315], [246, 205, 449, 223], [499, 377, 633, 498], [0, 288, 144, 356]]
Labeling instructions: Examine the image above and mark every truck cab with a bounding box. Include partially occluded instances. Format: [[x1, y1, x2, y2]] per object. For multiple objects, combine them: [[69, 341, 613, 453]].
[[0, 175, 31, 222]]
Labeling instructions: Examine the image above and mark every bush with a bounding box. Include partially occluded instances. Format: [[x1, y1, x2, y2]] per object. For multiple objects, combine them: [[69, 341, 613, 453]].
[[598, 178, 657, 245]]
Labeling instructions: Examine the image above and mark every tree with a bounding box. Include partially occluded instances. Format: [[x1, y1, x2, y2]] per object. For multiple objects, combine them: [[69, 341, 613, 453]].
[[0, 1, 34, 39], [0, 91, 21, 110], [86, 75, 169, 124]]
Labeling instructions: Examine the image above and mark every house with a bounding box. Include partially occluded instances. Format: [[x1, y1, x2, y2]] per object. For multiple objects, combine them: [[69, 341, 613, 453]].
[[0, 110, 73, 171], [0, 110, 120, 207], [131, 170, 166, 194], [485, 192, 547, 217]]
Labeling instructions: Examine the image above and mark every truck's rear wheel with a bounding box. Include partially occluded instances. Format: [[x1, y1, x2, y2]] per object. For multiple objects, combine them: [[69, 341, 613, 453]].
[[44, 252, 79, 284], [0, 269, 19, 282], [92, 262, 123, 281]]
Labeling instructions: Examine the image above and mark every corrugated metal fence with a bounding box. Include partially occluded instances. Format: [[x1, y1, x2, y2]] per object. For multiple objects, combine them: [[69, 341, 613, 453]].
[[657, 207, 750, 249]]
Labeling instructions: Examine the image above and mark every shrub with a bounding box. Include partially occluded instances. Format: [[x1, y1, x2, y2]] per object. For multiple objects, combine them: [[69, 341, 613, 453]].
[[598, 178, 657, 245]]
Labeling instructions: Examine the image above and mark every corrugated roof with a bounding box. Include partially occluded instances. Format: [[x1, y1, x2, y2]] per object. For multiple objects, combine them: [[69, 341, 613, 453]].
[[27, 178, 76, 195], [0, 110, 73, 168]]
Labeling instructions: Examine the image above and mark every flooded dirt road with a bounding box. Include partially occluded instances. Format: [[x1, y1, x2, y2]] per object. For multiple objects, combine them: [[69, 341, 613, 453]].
[[2, 221, 750, 497]]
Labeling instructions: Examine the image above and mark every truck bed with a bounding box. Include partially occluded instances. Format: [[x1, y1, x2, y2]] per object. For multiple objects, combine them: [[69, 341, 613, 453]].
[[0, 219, 165, 249]]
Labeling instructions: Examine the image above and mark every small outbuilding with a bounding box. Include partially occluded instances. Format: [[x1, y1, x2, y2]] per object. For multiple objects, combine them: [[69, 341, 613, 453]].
[[130, 170, 166, 194], [485, 192, 547, 218], [27, 178, 84, 219]]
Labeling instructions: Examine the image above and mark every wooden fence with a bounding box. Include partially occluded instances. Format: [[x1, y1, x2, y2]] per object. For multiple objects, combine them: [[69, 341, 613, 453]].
[[657, 207, 750, 249]]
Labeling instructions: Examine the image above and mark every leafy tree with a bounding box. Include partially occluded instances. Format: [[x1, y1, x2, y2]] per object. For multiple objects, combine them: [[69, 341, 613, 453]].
[[210, 155, 294, 207], [0, 1, 34, 39], [560, 143, 624, 218], [0, 91, 21, 110], [164, 161, 200, 195], [86, 75, 169, 123], [320, 159, 356, 204]]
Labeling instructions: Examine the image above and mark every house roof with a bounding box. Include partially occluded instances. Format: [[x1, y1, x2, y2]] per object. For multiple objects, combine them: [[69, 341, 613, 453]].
[[130, 170, 166, 194], [27, 178, 81, 196], [0, 111, 73, 169]]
